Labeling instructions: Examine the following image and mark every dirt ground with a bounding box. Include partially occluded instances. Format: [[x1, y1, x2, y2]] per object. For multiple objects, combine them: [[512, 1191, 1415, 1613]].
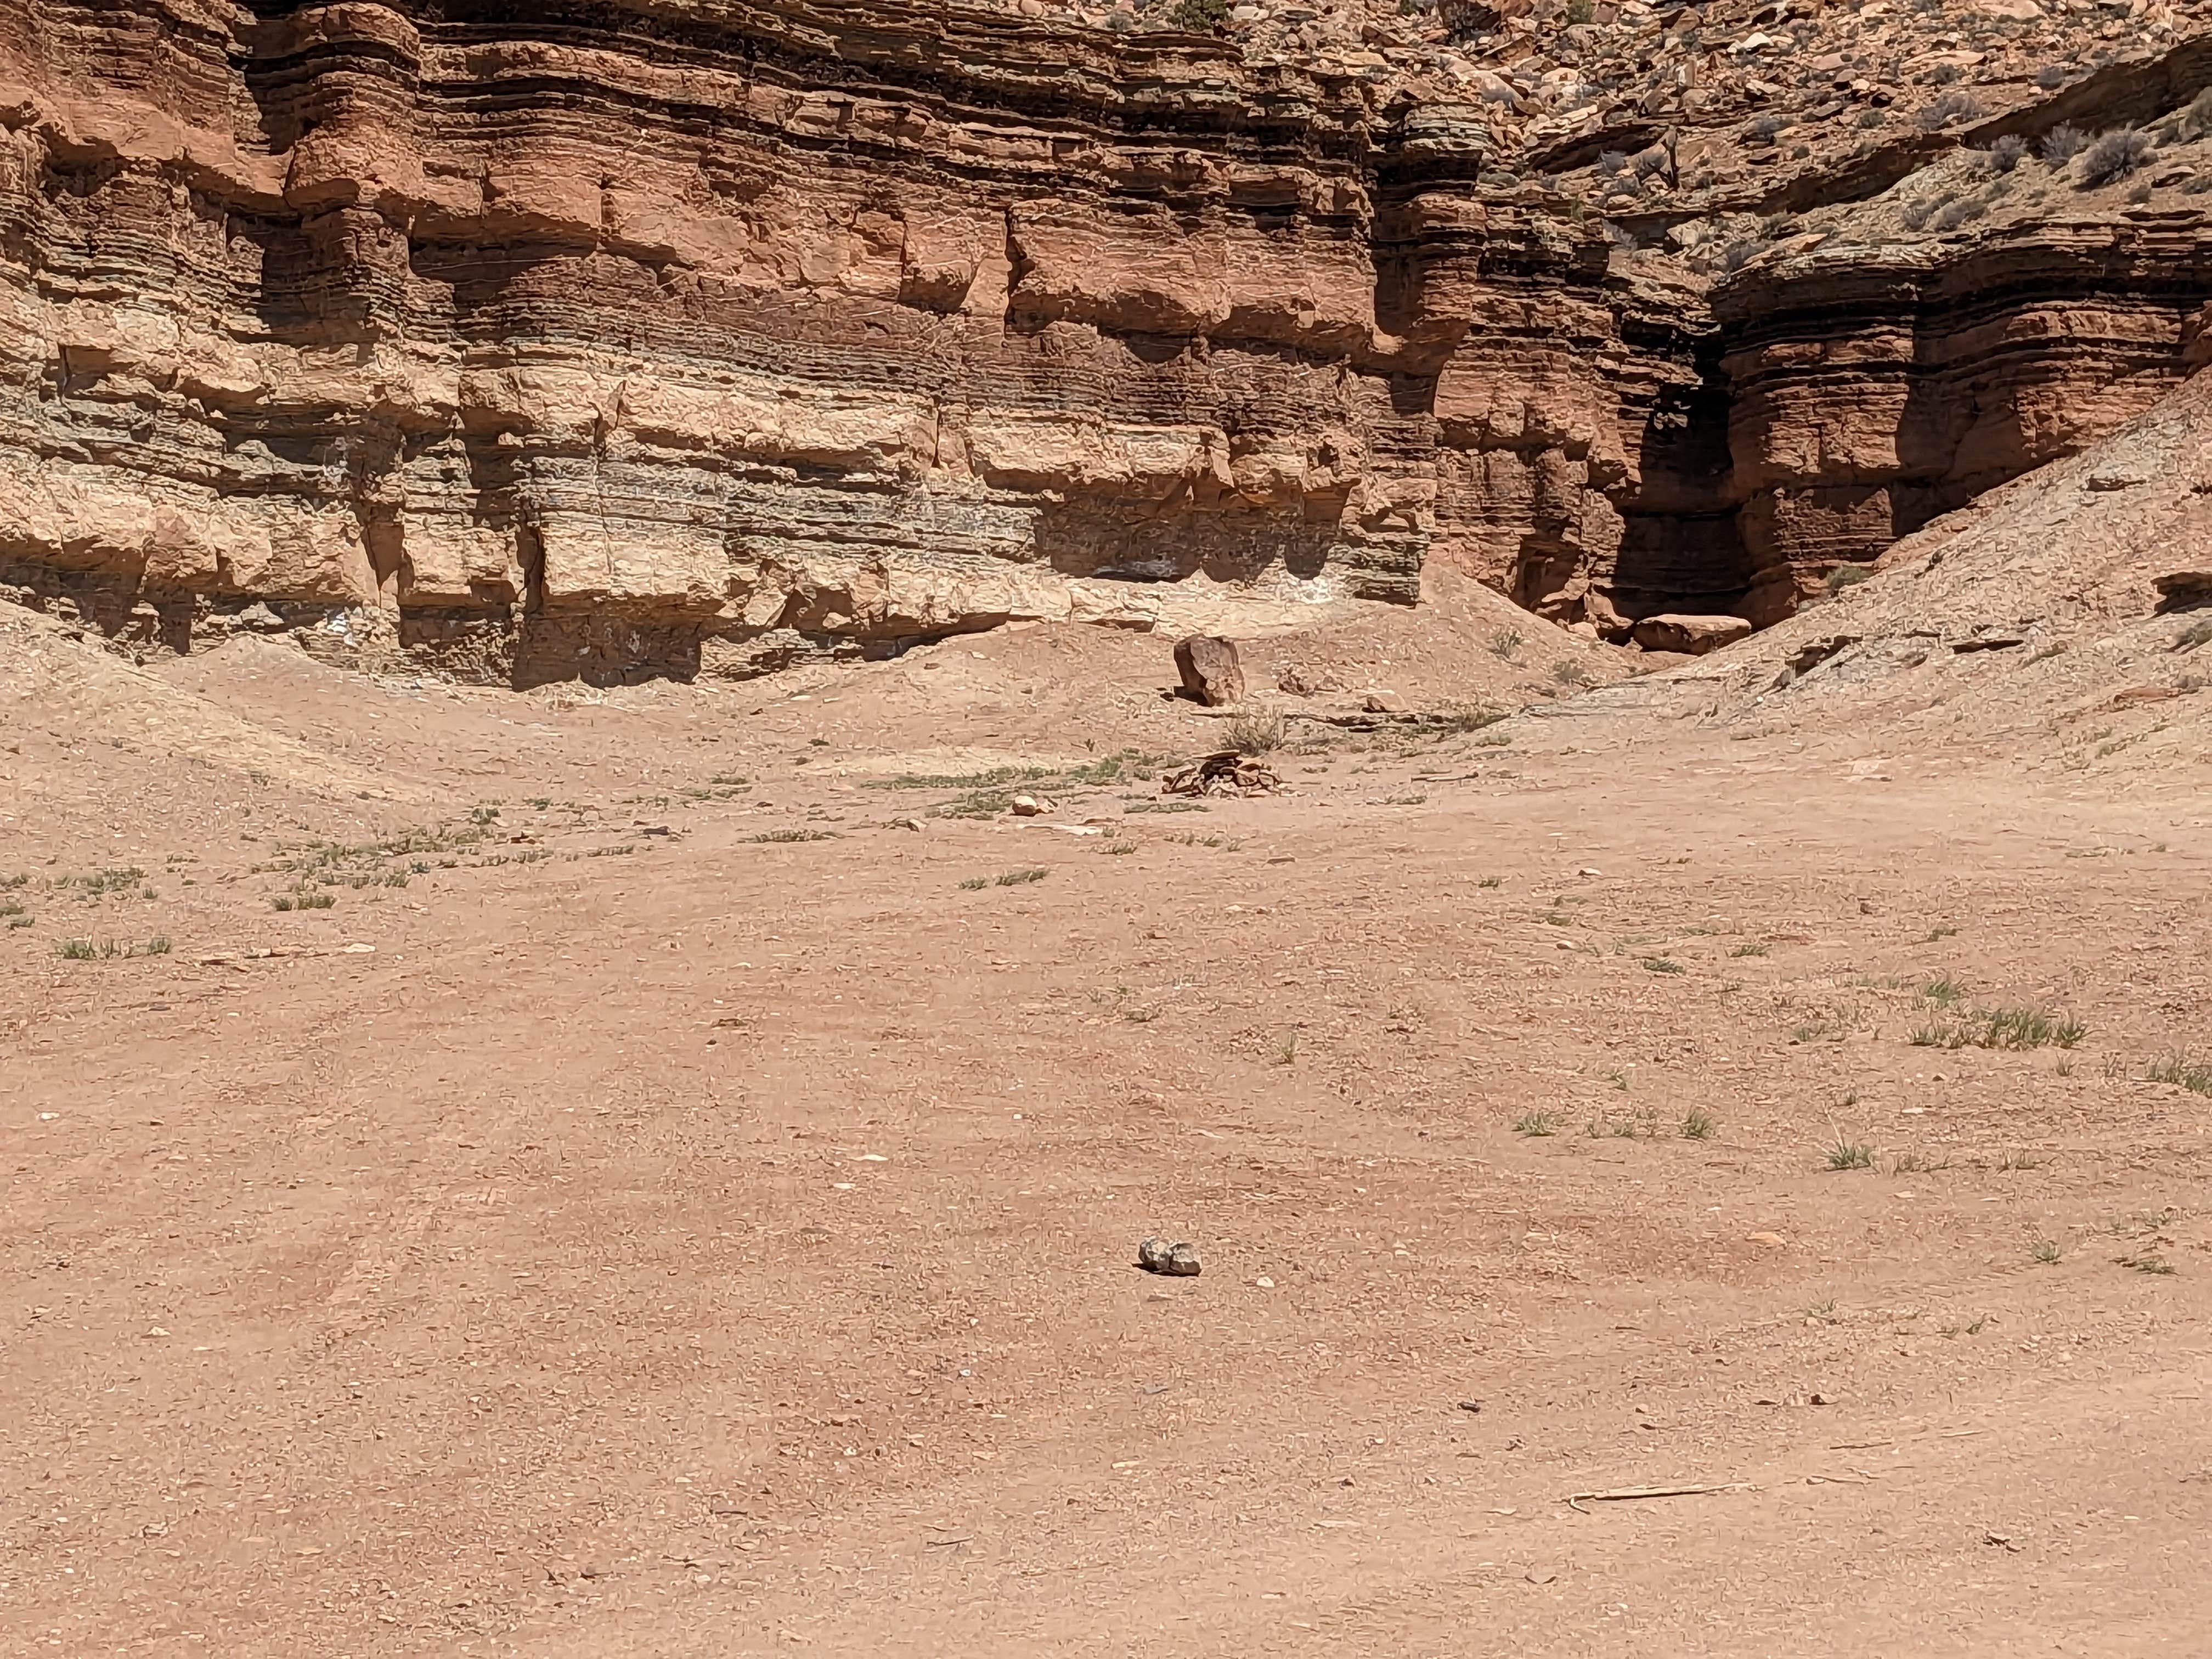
[[4, 603, 2211, 1657]]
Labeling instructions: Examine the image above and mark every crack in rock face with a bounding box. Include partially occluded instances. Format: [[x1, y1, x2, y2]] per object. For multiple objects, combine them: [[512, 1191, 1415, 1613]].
[[4, 3, 2211, 683]]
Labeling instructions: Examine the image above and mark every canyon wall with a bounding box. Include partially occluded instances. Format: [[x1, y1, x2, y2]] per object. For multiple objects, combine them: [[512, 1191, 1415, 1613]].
[[1719, 217, 2212, 625], [2, 0, 2209, 680]]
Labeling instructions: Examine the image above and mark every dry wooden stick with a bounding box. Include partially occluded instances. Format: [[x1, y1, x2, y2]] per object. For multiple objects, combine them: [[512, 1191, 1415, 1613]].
[[1565, 1482, 1754, 1514]]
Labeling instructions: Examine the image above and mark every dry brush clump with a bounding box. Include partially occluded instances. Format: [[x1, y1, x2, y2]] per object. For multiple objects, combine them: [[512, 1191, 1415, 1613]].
[[2041, 123, 2089, 165], [2074, 128, 2152, 189]]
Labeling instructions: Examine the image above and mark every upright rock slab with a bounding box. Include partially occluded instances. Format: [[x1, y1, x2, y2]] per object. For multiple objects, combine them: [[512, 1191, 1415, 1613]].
[[1174, 635, 1245, 706]]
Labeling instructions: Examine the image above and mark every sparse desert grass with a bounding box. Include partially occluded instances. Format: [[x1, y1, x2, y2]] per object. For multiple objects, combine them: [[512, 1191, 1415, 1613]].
[[1730, 941, 1768, 957], [748, 828, 839, 843], [1274, 1031, 1298, 1066], [2031, 1239, 2063, 1265], [1889, 1150, 1952, 1174], [55, 936, 168, 959], [1825, 1138, 1875, 1171], [2146, 1054, 2212, 1096], [1551, 659, 1590, 688], [1994, 1150, 2043, 1172], [51, 866, 150, 900], [1488, 627, 1524, 660], [1514, 1110, 1559, 1137], [1227, 706, 1286, 756], [1921, 974, 1967, 1007], [1641, 956, 1685, 975], [1437, 703, 1508, 734], [883, 752, 1165, 817], [273, 891, 337, 911], [996, 867, 1047, 887], [1166, 832, 1241, 850], [2117, 1251, 2175, 1275], [1911, 1005, 2085, 1050], [1479, 876, 1503, 889], [1681, 1108, 1717, 1141]]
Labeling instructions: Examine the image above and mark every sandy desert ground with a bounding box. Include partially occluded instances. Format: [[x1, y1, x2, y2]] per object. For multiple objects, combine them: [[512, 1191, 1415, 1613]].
[[3, 585, 2210, 1657]]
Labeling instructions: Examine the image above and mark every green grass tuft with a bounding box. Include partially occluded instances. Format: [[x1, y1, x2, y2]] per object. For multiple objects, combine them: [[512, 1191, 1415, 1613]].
[[1825, 1138, 1875, 1171], [2146, 1053, 2212, 1096]]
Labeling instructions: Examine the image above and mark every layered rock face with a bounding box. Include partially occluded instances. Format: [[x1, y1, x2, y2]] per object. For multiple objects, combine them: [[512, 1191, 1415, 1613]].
[[1718, 219, 2212, 624], [3, 1, 2211, 680]]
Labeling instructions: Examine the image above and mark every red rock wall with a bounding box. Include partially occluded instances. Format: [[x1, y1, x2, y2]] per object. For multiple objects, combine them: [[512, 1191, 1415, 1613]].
[[1, 1, 2208, 676], [1717, 225, 2212, 624]]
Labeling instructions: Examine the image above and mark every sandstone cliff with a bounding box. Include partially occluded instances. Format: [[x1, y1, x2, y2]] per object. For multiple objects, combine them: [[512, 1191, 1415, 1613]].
[[3, 0, 2211, 682]]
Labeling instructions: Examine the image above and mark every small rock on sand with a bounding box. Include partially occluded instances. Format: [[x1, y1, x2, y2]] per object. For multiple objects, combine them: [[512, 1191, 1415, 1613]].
[[1137, 1238, 1202, 1276]]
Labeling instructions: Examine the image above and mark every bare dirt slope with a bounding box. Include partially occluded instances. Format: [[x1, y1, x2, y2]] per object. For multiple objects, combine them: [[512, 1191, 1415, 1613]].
[[1602, 362, 2212, 782], [4, 592, 2210, 1657]]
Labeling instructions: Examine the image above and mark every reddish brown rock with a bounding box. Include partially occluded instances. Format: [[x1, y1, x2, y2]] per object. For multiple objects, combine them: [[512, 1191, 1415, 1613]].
[[1632, 614, 1754, 655], [1174, 635, 1245, 706], [2, 4, 2210, 679]]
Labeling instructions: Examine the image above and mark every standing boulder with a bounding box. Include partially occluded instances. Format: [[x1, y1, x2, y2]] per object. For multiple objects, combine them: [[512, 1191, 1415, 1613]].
[[1173, 634, 1244, 706]]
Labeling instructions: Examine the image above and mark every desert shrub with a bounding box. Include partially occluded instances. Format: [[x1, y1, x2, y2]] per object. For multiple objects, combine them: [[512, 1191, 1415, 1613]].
[[1932, 198, 1985, 230], [1747, 114, 1791, 142], [1228, 706, 1285, 755], [1916, 91, 1985, 132], [1899, 197, 1939, 230], [2035, 64, 2070, 91], [1983, 133, 2028, 172], [1929, 62, 1962, 87], [1857, 109, 1887, 129], [1633, 146, 1671, 177], [2076, 127, 2153, 188], [1597, 149, 1630, 176], [1567, 0, 1594, 22], [1605, 222, 1638, 251], [1826, 563, 1875, 594], [2187, 87, 2212, 138], [2041, 123, 2087, 163], [1170, 0, 1228, 27]]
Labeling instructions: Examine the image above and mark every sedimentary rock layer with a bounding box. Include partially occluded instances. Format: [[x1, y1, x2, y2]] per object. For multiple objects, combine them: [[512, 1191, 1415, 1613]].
[[1, 1, 2209, 678], [1718, 217, 2212, 624]]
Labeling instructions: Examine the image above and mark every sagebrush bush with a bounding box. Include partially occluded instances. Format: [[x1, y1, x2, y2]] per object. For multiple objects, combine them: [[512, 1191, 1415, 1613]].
[[1916, 91, 1984, 132], [2041, 123, 2088, 164], [2076, 127, 2153, 189]]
